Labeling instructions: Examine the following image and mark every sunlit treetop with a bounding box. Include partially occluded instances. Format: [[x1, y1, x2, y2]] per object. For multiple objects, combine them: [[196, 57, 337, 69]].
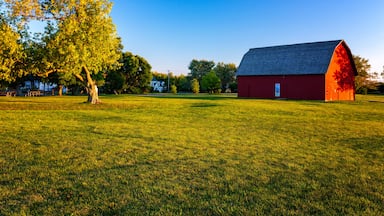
[[2, 0, 121, 103], [0, 18, 26, 82]]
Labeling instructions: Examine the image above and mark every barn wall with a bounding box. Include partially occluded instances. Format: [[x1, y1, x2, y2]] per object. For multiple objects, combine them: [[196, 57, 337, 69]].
[[238, 75, 325, 100], [325, 43, 355, 101]]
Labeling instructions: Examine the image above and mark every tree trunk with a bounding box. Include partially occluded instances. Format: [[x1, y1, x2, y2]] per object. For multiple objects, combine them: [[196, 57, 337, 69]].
[[58, 85, 63, 96], [83, 66, 100, 104], [86, 82, 100, 104], [75, 66, 101, 104]]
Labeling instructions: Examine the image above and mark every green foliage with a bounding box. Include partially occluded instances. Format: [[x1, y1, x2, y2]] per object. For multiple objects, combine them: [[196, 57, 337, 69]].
[[0, 19, 26, 83], [353, 55, 370, 77], [213, 62, 237, 90], [105, 70, 125, 94], [188, 60, 237, 93], [191, 78, 200, 94], [170, 84, 177, 94], [106, 52, 152, 94], [151, 72, 191, 93], [377, 82, 384, 94], [188, 59, 215, 83], [201, 71, 221, 94], [175, 74, 190, 92], [0, 95, 384, 215], [353, 55, 377, 94], [46, 1, 120, 74], [229, 82, 238, 93], [152, 71, 168, 82]]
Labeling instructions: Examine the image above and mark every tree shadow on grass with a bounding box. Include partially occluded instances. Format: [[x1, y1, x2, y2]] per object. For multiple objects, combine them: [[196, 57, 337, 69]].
[[190, 103, 219, 108], [142, 93, 237, 101], [341, 136, 384, 152]]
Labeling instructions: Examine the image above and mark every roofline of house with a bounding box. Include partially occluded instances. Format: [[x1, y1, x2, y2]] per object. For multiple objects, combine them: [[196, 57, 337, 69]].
[[247, 39, 344, 51]]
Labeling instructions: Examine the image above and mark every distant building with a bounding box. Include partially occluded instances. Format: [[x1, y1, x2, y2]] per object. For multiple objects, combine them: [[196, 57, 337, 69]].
[[16, 79, 61, 96], [23, 80, 58, 92], [236, 40, 357, 101], [150, 78, 165, 92]]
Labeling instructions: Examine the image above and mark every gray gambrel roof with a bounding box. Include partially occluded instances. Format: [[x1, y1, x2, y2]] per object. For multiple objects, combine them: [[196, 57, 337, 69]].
[[236, 40, 346, 76]]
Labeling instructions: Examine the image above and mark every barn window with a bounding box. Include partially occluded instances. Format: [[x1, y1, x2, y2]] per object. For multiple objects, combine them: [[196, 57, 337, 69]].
[[275, 83, 281, 97]]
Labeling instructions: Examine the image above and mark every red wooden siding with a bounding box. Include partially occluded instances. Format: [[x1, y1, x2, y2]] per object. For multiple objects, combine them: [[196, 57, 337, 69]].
[[325, 43, 355, 101], [238, 75, 325, 100]]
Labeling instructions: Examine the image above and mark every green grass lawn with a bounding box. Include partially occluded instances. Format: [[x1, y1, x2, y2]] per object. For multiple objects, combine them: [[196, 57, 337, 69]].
[[0, 94, 383, 215]]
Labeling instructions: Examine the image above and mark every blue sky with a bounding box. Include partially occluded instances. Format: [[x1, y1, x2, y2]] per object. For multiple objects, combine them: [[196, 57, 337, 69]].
[[112, 0, 384, 76]]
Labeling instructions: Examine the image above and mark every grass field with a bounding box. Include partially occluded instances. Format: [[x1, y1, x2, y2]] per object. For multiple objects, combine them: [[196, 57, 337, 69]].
[[0, 94, 383, 215]]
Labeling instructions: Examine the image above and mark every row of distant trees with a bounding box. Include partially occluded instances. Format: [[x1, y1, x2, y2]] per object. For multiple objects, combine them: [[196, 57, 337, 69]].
[[151, 60, 237, 94], [98, 58, 237, 95]]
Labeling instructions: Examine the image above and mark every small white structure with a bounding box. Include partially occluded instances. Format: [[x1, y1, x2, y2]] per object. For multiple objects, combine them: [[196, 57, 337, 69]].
[[22, 80, 66, 95], [24, 80, 58, 92], [150, 78, 165, 92]]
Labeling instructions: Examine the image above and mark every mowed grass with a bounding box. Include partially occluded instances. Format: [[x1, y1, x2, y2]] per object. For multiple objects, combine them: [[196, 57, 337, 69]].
[[0, 94, 383, 215]]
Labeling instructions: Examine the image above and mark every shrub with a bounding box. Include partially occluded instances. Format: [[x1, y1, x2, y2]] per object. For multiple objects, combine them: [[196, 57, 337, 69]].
[[191, 79, 199, 94], [170, 85, 177, 94]]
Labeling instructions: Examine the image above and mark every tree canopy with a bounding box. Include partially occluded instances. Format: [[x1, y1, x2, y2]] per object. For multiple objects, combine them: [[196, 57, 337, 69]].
[[353, 55, 377, 94], [213, 62, 237, 90], [2, 0, 121, 103], [188, 59, 215, 83], [201, 71, 221, 94], [106, 52, 152, 94], [0, 18, 25, 83], [188, 59, 237, 92]]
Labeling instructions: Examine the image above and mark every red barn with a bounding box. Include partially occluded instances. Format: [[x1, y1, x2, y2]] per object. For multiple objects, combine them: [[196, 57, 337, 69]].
[[236, 40, 357, 101]]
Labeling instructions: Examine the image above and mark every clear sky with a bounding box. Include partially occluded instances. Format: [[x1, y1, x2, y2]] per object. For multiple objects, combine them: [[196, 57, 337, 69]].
[[111, 0, 383, 76]]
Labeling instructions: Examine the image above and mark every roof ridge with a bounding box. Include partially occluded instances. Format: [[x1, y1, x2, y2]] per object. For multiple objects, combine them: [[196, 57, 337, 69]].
[[249, 40, 343, 51], [237, 40, 347, 76]]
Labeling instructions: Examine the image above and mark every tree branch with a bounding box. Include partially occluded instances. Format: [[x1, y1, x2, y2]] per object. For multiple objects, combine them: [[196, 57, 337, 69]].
[[82, 66, 94, 85], [36, 69, 66, 77], [74, 74, 84, 82]]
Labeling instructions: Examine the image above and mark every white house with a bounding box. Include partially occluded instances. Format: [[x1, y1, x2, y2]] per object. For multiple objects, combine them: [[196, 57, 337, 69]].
[[23, 80, 58, 92], [150, 78, 165, 92]]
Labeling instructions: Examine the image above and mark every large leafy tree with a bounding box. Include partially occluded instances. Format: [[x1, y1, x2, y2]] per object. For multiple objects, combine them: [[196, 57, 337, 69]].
[[0, 17, 26, 84], [105, 69, 125, 94], [213, 62, 237, 90], [188, 59, 215, 83], [121, 52, 152, 94], [353, 55, 377, 94], [201, 71, 221, 94], [4, 0, 121, 103], [152, 71, 168, 82], [106, 52, 152, 94], [175, 74, 190, 92]]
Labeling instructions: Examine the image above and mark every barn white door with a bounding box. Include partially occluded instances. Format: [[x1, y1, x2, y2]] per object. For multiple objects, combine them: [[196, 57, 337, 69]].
[[275, 83, 280, 97]]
